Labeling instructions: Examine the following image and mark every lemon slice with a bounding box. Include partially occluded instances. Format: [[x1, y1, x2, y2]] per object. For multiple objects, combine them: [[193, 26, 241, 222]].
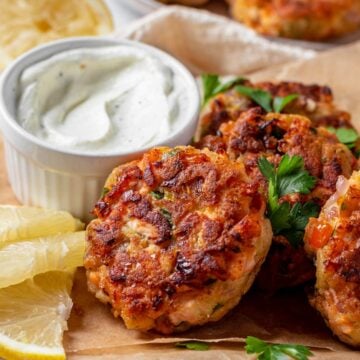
[[0, 231, 85, 288], [0, 271, 74, 360], [0, 205, 84, 245], [0, 0, 114, 69]]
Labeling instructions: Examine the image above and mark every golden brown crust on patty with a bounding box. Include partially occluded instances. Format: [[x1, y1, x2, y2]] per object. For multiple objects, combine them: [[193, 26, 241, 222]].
[[85, 146, 272, 333], [196, 80, 353, 141], [228, 0, 360, 40], [198, 109, 358, 290], [199, 109, 357, 201], [304, 172, 360, 347]]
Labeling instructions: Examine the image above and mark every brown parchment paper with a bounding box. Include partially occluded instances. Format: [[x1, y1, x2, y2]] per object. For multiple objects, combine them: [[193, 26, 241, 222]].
[[1, 7, 360, 360], [62, 39, 360, 358]]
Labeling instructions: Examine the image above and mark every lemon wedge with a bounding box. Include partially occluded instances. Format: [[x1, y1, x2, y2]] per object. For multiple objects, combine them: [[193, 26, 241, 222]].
[[0, 0, 114, 69], [0, 205, 84, 244], [0, 231, 85, 288], [0, 271, 74, 360]]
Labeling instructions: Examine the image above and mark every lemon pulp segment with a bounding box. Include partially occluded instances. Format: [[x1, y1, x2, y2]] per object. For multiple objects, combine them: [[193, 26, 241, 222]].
[[0, 205, 84, 244], [0, 271, 74, 360], [0, 231, 85, 288]]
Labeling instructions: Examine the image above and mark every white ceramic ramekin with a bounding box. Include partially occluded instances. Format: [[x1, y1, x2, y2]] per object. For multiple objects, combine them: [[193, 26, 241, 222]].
[[0, 37, 200, 222]]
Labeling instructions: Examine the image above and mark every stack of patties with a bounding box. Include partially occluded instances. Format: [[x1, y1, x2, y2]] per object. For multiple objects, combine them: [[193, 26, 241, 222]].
[[196, 78, 359, 292], [84, 76, 360, 347], [194, 76, 360, 346]]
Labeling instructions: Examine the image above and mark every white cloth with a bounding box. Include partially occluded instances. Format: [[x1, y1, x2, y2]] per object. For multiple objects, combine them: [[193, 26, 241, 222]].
[[117, 6, 316, 75]]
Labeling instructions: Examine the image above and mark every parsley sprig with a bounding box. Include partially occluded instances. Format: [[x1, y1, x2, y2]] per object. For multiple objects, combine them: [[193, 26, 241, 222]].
[[201, 74, 245, 107], [246, 336, 313, 360], [327, 127, 359, 150], [175, 337, 313, 358], [176, 341, 210, 351], [236, 85, 298, 113], [201, 74, 299, 113], [258, 155, 319, 247]]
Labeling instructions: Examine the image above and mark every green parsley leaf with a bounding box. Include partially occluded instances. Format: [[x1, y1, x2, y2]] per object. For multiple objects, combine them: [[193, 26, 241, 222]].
[[151, 190, 164, 200], [213, 77, 245, 95], [327, 127, 359, 150], [271, 202, 320, 247], [176, 341, 210, 351], [332, 127, 358, 144], [280, 202, 320, 247], [258, 157, 278, 212], [258, 157, 276, 181], [273, 94, 299, 113], [212, 303, 224, 313], [274, 344, 313, 360], [282, 230, 306, 248], [201, 74, 244, 106], [202, 74, 220, 105], [245, 336, 268, 354], [257, 155, 318, 247], [278, 171, 316, 196], [236, 86, 298, 113], [160, 208, 173, 228], [277, 154, 304, 177], [162, 149, 179, 160], [270, 202, 291, 234], [268, 181, 279, 213], [101, 187, 110, 198], [289, 202, 320, 230], [245, 336, 313, 360], [236, 85, 273, 112]]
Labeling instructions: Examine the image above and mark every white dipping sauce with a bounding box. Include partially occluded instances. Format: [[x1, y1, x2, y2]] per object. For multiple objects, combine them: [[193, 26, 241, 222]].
[[16, 46, 189, 154]]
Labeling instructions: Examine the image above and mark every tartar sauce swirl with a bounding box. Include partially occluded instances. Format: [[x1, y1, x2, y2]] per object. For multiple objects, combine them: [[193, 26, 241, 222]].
[[17, 46, 189, 155]]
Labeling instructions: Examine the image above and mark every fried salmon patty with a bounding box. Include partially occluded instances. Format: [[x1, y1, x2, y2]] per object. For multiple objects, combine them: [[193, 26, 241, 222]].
[[196, 80, 353, 141], [199, 109, 356, 199], [198, 109, 358, 290], [227, 0, 360, 40], [85, 146, 272, 333], [305, 172, 360, 347]]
